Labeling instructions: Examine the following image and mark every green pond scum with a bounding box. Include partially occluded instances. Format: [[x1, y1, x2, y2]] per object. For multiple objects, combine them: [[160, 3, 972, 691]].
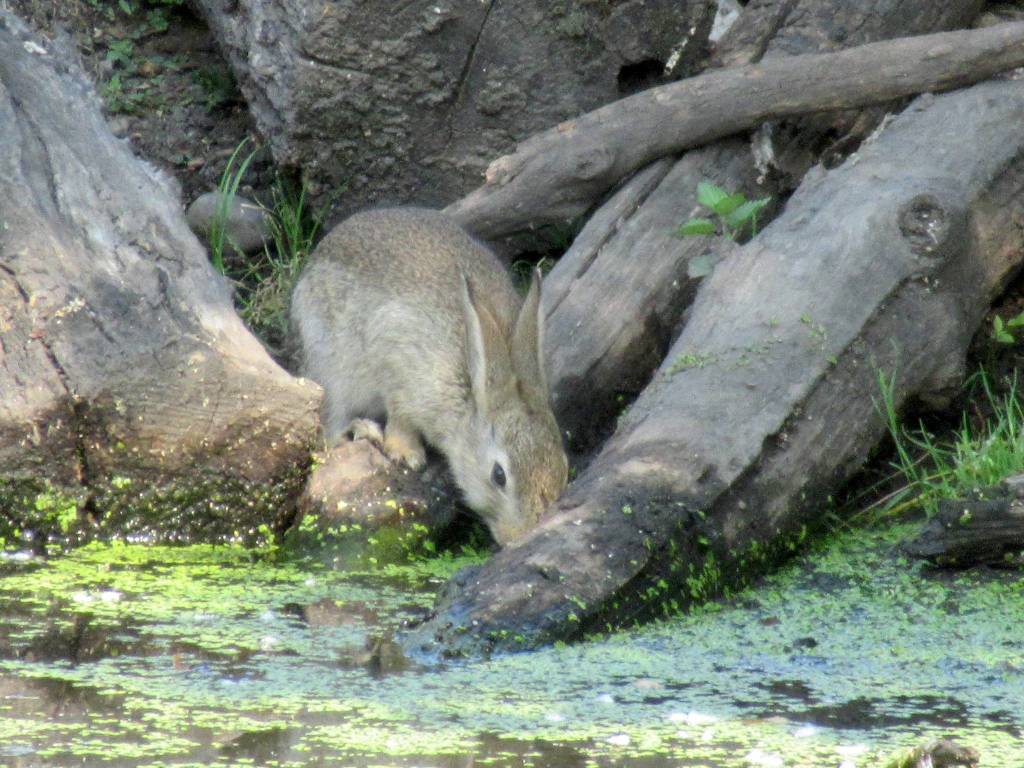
[[0, 523, 1021, 767], [0, 468, 309, 551]]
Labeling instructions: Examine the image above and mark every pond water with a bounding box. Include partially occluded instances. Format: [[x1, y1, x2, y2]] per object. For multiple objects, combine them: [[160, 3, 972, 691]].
[[0, 523, 1021, 767]]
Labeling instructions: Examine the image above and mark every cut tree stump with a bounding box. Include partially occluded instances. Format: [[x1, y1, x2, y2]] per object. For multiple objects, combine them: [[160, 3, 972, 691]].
[[543, 0, 984, 451], [0, 12, 321, 546], [404, 77, 1024, 656], [446, 19, 1024, 239]]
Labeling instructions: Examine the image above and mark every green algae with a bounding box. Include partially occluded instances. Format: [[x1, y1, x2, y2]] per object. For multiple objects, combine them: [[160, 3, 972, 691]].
[[282, 513, 480, 572], [0, 465, 308, 550], [1, 523, 1022, 767]]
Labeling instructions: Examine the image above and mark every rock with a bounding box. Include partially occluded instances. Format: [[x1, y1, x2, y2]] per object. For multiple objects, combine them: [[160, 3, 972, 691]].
[[884, 738, 979, 768], [296, 438, 464, 554], [186, 191, 271, 255], [107, 114, 132, 137], [191, 0, 715, 214]]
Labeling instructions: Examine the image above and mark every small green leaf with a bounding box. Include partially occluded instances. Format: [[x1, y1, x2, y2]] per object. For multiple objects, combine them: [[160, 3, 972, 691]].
[[1007, 312, 1024, 328], [724, 197, 771, 229], [696, 181, 729, 212], [993, 317, 1015, 344], [677, 218, 716, 237], [712, 192, 747, 217]]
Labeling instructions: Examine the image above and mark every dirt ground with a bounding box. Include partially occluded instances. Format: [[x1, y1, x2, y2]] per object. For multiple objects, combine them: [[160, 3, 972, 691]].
[[1, 0, 268, 205]]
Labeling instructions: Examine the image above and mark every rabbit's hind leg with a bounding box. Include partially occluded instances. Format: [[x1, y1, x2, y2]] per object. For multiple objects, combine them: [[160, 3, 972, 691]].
[[346, 418, 385, 447], [383, 414, 427, 470]]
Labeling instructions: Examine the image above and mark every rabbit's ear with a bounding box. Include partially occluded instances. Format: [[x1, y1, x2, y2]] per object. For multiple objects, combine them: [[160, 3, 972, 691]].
[[512, 268, 547, 398], [461, 273, 507, 413], [460, 274, 488, 413]]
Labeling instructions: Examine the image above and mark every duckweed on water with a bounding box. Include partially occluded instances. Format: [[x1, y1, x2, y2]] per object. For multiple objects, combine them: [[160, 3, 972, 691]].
[[0, 524, 1022, 766]]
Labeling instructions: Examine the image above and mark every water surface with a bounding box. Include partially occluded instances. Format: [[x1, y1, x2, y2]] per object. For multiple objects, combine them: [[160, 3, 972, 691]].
[[0, 524, 1020, 766]]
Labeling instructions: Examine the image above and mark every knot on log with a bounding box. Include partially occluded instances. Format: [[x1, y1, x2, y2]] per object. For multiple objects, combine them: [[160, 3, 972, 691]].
[[898, 193, 951, 259], [484, 154, 520, 187], [573, 147, 616, 182]]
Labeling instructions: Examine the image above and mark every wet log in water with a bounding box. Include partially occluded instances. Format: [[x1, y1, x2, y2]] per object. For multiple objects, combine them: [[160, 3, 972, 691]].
[[446, 20, 1024, 240], [405, 77, 1024, 656], [543, 0, 984, 451], [905, 479, 1024, 568], [0, 12, 320, 544]]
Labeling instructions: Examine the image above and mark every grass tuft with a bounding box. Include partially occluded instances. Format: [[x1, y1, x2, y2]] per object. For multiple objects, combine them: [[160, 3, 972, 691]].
[[233, 178, 327, 349], [209, 138, 257, 274], [873, 368, 1024, 517]]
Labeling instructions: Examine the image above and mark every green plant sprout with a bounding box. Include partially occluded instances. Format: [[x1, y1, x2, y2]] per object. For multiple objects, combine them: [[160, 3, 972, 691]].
[[677, 181, 771, 241], [234, 178, 328, 342], [991, 310, 1024, 344]]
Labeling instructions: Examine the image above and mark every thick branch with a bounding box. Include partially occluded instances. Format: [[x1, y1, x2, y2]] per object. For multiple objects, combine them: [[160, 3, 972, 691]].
[[447, 21, 1024, 239]]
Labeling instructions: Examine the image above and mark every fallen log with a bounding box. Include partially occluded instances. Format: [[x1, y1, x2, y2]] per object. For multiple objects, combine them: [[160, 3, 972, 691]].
[[0, 12, 320, 546], [405, 77, 1024, 656], [542, 144, 756, 451], [446, 20, 1024, 239], [543, 0, 984, 451], [905, 481, 1024, 568]]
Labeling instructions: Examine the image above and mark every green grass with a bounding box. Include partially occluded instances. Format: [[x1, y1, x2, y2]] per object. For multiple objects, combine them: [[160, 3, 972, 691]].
[[233, 178, 327, 348], [208, 138, 257, 274], [873, 368, 1024, 516], [203, 139, 329, 353]]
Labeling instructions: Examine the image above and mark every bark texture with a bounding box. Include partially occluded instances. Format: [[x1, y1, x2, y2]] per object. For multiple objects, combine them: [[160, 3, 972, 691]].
[[0, 12, 320, 545], [192, 0, 715, 214], [405, 77, 1024, 656], [542, 0, 985, 450]]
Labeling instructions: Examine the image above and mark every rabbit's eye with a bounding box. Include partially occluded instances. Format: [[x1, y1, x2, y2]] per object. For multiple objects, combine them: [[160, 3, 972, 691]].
[[491, 462, 507, 489]]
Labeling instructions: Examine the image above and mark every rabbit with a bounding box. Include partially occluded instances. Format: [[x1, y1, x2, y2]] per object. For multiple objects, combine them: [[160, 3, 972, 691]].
[[289, 207, 568, 546]]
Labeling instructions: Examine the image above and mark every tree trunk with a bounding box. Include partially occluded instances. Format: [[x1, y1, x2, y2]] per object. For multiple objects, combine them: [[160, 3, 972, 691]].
[[446, 19, 1021, 240], [404, 77, 1024, 656], [543, 0, 985, 451], [0, 12, 320, 546]]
